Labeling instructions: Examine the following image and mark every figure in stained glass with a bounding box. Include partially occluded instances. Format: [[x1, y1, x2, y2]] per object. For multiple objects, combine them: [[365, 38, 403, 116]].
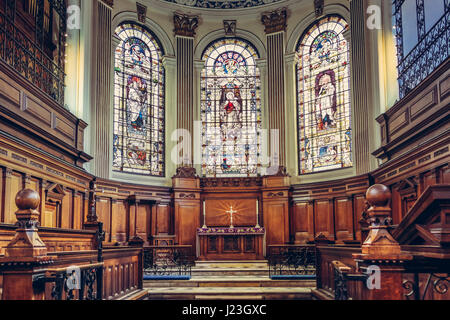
[[113, 23, 165, 177], [297, 15, 352, 174], [201, 38, 261, 177], [315, 70, 337, 130]]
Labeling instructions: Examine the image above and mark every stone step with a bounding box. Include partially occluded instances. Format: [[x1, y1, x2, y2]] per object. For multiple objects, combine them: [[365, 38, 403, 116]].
[[192, 269, 269, 276], [144, 277, 315, 288], [145, 287, 313, 300], [194, 260, 268, 269]]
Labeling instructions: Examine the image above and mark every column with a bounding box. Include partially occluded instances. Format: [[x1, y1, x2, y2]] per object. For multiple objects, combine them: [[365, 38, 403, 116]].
[[349, 0, 371, 174], [90, 0, 113, 178], [261, 9, 288, 174], [174, 13, 199, 168]]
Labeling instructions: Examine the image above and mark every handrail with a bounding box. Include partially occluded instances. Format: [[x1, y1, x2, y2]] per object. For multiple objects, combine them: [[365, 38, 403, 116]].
[[332, 260, 367, 300]]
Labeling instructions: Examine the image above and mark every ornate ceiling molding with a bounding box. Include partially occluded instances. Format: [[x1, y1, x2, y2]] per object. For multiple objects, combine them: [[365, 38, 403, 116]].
[[174, 13, 199, 37], [161, 0, 284, 10]]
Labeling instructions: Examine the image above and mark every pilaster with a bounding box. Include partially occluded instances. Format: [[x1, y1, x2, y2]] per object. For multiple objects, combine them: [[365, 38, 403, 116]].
[[91, 0, 113, 179], [261, 8, 288, 171]]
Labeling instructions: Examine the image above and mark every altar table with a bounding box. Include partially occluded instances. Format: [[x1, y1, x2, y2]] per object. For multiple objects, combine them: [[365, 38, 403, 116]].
[[196, 227, 266, 261]]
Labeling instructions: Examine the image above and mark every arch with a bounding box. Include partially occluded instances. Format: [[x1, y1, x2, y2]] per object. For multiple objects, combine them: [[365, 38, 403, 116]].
[[112, 22, 166, 177], [286, 4, 350, 54], [200, 37, 263, 177], [195, 29, 266, 60], [112, 11, 175, 56], [295, 15, 352, 175]]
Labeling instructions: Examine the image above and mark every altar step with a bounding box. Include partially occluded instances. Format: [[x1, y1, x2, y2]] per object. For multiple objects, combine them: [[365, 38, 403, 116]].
[[144, 286, 313, 300], [144, 260, 315, 300], [145, 276, 316, 288], [192, 260, 269, 277]]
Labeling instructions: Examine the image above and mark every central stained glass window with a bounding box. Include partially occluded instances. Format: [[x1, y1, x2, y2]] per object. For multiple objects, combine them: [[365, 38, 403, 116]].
[[296, 15, 352, 175], [201, 38, 262, 177], [113, 23, 165, 176]]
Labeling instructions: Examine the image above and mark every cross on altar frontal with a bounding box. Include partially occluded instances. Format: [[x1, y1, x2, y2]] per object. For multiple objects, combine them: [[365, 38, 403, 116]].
[[226, 206, 237, 228]]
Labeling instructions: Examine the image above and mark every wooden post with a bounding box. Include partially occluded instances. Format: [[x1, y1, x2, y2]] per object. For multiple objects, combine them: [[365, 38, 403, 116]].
[[353, 184, 412, 300], [0, 189, 54, 300]]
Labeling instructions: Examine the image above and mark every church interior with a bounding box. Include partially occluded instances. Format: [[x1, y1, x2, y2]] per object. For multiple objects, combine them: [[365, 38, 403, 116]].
[[0, 0, 448, 302]]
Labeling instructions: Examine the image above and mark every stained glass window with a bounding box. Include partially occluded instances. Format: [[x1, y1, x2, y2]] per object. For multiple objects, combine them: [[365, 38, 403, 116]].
[[296, 15, 352, 175], [201, 38, 262, 177], [113, 23, 165, 176]]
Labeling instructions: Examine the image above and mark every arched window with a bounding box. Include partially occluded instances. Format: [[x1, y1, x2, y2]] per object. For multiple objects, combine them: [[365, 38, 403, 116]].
[[296, 15, 352, 175], [113, 23, 165, 177], [201, 38, 262, 177]]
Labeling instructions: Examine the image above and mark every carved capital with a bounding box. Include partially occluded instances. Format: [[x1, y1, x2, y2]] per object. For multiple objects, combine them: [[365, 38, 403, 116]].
[[174, 13, 199, 37], [100, 0, 113, 8], [261, 8, 287, 34], [224, 20, 237, 36], [136, 2, 147, 23], [173, 166, 197, 179], [314, 0, 324, 17]]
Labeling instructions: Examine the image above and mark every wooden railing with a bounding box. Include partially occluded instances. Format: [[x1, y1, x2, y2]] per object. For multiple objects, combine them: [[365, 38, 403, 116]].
[[0, 188, 145, 300], [313, 184, 450, 300]]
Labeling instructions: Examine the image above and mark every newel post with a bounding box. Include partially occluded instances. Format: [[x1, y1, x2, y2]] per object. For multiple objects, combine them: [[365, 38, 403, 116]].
[[353, 184, 412, 300], [0, 189, 54, 300]]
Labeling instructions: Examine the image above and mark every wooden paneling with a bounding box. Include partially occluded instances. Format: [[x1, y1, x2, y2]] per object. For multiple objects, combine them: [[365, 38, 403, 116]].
[[291, 175, 369, 244], [374, 59, 449, 162]]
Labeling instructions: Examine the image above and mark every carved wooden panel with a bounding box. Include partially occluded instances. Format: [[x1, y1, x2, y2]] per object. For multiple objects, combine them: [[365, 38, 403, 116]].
[[334, 197, 353, 242], [263, 201, 289, 245], [293, 201, 314, 243], [5, 171, 21, 224], [314, 200, 334, 240], [156, 204, 170, 234], [175, 202, 200, 249], [97, 198, 111, 242]]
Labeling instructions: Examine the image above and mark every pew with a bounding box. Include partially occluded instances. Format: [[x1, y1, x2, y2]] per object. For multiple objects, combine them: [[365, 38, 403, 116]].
[[0, 188, 145, 300]]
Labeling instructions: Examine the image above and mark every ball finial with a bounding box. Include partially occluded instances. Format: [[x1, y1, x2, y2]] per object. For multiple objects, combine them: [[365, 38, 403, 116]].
[[15, 189, 40, 211], [366, 184, 391, 207]]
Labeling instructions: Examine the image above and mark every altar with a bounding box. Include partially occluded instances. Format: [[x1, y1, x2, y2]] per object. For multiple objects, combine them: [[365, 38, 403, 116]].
[[196, 227, 266, 261]]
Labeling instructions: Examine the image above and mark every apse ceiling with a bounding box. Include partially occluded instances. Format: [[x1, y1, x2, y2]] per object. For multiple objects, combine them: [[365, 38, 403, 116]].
[[160, 0, 285, 10]]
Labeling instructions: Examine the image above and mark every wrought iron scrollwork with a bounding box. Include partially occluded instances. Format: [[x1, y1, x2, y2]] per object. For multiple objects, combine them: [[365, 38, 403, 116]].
[[143, 246, 194, 277], [393, 0, 449, 98], [403, 273, 450, 300], [268, 246, 316, 276], [42, 263, 103, 300]]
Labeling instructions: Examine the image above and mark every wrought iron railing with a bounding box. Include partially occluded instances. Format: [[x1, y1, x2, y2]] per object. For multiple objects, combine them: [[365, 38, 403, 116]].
[[393, 0, 449, 98], [403, 273, 450, 300], [267, 245, 316, 277], [332, 260, 367, 300], [0, 1, 66, 105], [34, 263, 104, 300], [143, 246, 195, 277]]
